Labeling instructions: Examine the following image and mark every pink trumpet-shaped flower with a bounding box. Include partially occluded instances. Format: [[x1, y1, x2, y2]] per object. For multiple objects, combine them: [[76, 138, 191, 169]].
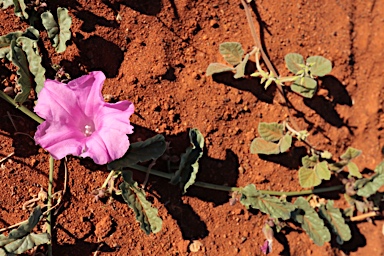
[[34, 71, 134, 165]]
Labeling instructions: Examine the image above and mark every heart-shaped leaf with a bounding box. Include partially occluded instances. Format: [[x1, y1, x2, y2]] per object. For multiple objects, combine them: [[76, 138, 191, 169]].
[[285, 53, 304, 74], [219, 42, 244, 66], [306, 56, 332, 77]]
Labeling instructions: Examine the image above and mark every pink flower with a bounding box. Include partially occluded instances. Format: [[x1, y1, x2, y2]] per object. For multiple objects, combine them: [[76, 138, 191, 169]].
[[34, 71, 134, 165]]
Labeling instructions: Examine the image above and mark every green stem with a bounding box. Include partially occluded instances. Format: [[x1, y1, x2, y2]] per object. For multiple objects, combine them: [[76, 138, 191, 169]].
[[47, 156, 54, 256], [127, 164, 344, 196], [0, 91, 44, 124], [101, 170, 115, 189]]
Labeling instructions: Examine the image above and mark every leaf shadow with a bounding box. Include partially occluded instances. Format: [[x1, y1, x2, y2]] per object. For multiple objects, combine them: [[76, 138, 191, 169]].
[[74, 10, 119, 33], [333, 222, 366, 254], [320, 75, 353, 106], [258, 146, 308, 170], [61, 34, 125, 79], [126, 125, 240, 240], [211, 61, 275, 104], [102, 0, 162, 16]]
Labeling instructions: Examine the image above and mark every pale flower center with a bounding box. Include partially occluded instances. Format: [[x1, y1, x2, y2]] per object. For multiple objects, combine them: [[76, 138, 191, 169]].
[[83, 124, 95, 137]]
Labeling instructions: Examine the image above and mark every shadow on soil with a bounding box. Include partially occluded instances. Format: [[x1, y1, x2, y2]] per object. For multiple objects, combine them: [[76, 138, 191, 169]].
[[122, 125, 239, 240]]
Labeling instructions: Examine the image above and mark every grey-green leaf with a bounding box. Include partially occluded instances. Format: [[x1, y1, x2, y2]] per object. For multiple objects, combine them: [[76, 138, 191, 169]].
[[16, 36, 46, 96], [206, 63, 234, 76], [357, 161, 384, 197], [4, 233, 50, 254], [107, 134, 167, 170], [319, 200, 351, 243], [9, 206, 42, 239], [315, 161, 331, 180], [120, 171, 162, 234], [170, 128, 204, 194], [258, 122, 284, 142], [302, 155, 319, 168], [13, 0, 28, 19], [219, 42, 244, 66], [285, 53, 304, 74], [306, 56, 332, 77], [0, 0, 13, 9], [340, 147, 362, 161], [291, 76, 317, 98], [234, 53, 249, 79], [10, 40, 33, 104], [293, 197, 331, 246], [278, 134, 292, 153], [250, 138, 280, 155], [56, 7, 72, 53], [240, 184, 296, 220], [299, 167, 321, 188], [347, 161, 361, 178]]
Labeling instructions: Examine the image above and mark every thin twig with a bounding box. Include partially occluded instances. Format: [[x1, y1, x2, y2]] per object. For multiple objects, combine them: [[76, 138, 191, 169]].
[[0, 152, 14, 163], [142, 159, 157, 188], [350, 212, 379, 222], [7, 111, 18, 131], [47, 156, 54, 256]]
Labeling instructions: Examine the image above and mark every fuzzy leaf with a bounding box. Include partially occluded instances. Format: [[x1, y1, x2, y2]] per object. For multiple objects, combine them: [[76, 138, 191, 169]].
[[13, 0, 28, 19], [291, 76, 317, 98], [41, 8, 72, 53], [258, 122, 284, 142], [219, 42, 244, 66], [306, 56, 332, 77], [107, 134, 167, 170], [278, 134, 292, 153], [0, 0, 13, 9], [250, 138, 280, 155], [240, 184, 296, 220], [347, 161, 361, 178], [206, 63, 234, 76], [319, 200, 351, 243], [170, 128, 204, 194], [299, 167, 321, 188], [16, 36, 46, 95], [357, 161, 384, 198], [10, 40, 33, 104], [120, 171, 162, 234], [0, 31, 22, 58], [328, 161, 348, 172], [315, 161, 331, 180], [302, 155, 319, 168], [293, 197, 331, 246], [340, 147, 362, 161], [4, 233, 50, 254], [234, 53, 249, 79], [285, 53, 304, 74]]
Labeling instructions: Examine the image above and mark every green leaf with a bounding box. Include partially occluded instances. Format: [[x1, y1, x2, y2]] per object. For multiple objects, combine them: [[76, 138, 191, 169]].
[[234, 53, 249, 79], [13, 0, 28, 19], [0, 0, 13, 9], [240, 184, 296, 220], [219, 42, 244, 66], [319, 200, 351, 243], [8, 206, 42, 239], [205, 63, 234, 76], [291, 76, 317, 98], [16, 35, 46, 96], [258, 122, 284, 142], [170, 128, 204, 194], [328, 161, 348, 172], [299, 167, 321, 188], [250, 138, 280, 155], [0, 31, 22, 59], [357, 161, 384, 198], [4, 233, 50, 254], [340, 147, 362, 161], [285, 53, 304, 74], [119, 171, 162, 234], [107, 134, 167, 170], [302, 155, 319, 168], [278, 134, 292, 153], [41, 8, 72, 53], [347, 161, 361, 178], [10, 40, 33, 104], [293, 197, 331, 246], [306, 56, 332, 77], [315, 161, 331, 180]]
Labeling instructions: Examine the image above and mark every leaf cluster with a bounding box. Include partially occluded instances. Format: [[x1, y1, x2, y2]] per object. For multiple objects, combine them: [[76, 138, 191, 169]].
[[285, 53, 332, 98]]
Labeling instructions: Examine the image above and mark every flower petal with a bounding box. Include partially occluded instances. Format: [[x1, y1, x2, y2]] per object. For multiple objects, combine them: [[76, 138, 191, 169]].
[[34, 79, 85, 123], [35, 121, 85, 160], [66, 71, 106, 117], [94, 100, 134, 135], [81, 129, 130, 165]]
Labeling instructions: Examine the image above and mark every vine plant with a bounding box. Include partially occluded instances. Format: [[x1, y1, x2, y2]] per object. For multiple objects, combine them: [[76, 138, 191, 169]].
[[0, 0, 382, 256]]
